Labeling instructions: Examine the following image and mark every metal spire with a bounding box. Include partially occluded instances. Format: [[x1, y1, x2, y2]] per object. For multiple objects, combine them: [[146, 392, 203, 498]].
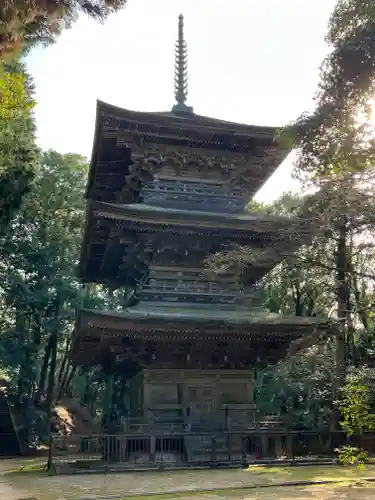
[[172, 14, 193, 114]]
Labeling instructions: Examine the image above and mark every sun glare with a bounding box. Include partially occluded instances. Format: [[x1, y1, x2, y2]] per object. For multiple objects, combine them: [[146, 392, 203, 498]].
[[357, 99, 375, 127], [352, 99, 375, 146]]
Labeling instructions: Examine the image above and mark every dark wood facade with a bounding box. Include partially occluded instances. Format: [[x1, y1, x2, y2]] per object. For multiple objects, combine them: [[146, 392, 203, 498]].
[[72, 97, 334, 370], [70, 98, 334, 466]]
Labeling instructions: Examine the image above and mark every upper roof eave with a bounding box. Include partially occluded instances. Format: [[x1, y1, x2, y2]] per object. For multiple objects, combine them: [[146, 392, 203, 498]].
[[95, 99, 282, 138], [86, 100, 290, 200]]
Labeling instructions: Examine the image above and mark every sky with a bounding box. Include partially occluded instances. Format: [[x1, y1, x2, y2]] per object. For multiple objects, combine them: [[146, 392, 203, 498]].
[[25, 0, 338, 203]]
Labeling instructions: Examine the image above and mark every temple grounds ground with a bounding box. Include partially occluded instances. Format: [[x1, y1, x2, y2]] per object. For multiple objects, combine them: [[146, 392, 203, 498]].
[[2, 459, 375, 500]]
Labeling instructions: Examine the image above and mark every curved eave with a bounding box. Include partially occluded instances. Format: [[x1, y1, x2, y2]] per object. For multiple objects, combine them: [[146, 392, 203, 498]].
[[71, 309, 338, 366], [78, 307, 334, 331], [91, 200, 315, 234], [78, 200, 316, 284], [70, 308, 337, 366], [86, 99, 290, 201], [96, 99, 281, 137]]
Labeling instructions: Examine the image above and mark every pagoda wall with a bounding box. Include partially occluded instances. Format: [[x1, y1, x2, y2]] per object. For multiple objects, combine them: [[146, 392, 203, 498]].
[[127, 368, 255, 428], [130, 144, 254, 213]]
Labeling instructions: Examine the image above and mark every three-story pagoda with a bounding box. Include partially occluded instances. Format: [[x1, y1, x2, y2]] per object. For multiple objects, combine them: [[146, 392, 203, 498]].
[[70, 15, 333, 465]]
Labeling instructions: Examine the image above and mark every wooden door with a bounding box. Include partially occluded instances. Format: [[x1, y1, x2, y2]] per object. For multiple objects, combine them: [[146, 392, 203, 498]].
[[188, 387, 216, 427]]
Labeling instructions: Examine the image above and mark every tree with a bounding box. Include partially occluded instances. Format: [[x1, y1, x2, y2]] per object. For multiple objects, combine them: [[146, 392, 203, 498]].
[[339, 372, 375, 437], [0, 0, 128, 57], [0, 60, 37, 238], [0, 150, 133, 444], [290, 0, 375, 180], [335, 368, 375, 466], [206, 187, 375, 429], [0, 151, 88, 398], [255, 343, 335, 431]]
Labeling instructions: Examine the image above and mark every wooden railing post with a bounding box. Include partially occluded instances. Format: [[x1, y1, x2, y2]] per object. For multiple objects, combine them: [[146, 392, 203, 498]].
[[47, 434, 54, 474]]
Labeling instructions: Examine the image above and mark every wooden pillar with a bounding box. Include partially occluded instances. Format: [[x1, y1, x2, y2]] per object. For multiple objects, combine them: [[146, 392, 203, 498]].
[[186, 405, 192, 431], [211, 435, 216, 465], [261, 434, 267, 458], [241, 437, 247, 463], [224, 406, 230, 430], [227, 434, 232, 461], [150, 435, 156, 463], [275, 436, 282, 458], [286, 434, 293, 460]]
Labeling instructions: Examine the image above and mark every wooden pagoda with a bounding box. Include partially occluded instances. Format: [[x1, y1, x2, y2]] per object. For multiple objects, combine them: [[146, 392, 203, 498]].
[[70, 15, 333, 466]]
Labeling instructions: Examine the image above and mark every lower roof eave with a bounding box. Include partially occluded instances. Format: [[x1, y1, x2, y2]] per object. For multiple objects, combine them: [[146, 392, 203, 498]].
[[75, 308, 335, 337]]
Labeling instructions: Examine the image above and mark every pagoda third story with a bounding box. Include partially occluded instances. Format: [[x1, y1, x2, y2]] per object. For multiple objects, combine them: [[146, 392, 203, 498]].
[[71, 15, 333, 431]]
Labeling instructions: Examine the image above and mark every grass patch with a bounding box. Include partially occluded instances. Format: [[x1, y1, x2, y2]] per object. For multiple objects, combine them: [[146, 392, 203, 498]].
[[2, 457, 47, 475], [245, 464, 375, 483]]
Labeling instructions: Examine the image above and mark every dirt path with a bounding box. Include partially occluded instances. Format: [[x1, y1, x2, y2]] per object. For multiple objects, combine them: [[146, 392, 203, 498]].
[[0, 484, 24, 500], [1, 458, 375, 500]]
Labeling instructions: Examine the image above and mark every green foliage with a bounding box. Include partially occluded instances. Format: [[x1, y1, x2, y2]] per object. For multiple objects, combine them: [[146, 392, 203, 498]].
[[336, 445, 369, 468], [249, 183, 375, 428], [338, 374, 375, 436], [254, 344, 334, 430], [246, 200, 267, 213], [0, 151, 87, 392], [290, 0, 375, 180], [0, 0, 128, 56], [0, 60, 37, 236], [0, 149, 131, 422], [335, 372, 375, 468]]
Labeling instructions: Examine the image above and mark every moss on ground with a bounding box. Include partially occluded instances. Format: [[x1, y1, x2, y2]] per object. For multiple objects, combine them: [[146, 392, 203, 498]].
[[3, 457, 47, 475]]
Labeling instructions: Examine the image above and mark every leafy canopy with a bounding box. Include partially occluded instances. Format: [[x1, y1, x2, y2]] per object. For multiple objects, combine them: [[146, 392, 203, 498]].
[[0, 60, 37, 237], [287, 0, 375, 180], [0, 0, 128, 56]]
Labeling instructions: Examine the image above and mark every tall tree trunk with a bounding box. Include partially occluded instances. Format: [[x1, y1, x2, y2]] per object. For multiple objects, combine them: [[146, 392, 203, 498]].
[[46, 303, 60, 470], [61, 366, 77, 397], [335, 221, 349, 392], [57, 360, 72, 400], [37, 333, 53, 398], [345, 235, 357, 364], [350, 256, 369, 331], [16, 312, 31, 399], [57, 335, 71, 391], [30, 312, 42, 400], [293, 283, 304, 316], [46, 320, 59, 416]]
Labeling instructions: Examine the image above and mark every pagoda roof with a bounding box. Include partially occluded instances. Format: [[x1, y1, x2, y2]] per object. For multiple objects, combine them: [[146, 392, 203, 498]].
[[95, 99, 280, 141], [89, 200, 314, 232], [79, 200, 315, 285], [79, 304, 331, 327], [71, 307, 336, 367], [86, 100, 289, 204]]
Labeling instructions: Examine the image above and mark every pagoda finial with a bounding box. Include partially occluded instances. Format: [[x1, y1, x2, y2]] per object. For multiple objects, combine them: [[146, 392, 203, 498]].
[[172, 14, 193, 114]]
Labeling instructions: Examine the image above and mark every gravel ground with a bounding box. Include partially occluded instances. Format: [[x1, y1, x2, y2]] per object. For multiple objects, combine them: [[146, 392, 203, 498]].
[[0, 459, 374, 500]]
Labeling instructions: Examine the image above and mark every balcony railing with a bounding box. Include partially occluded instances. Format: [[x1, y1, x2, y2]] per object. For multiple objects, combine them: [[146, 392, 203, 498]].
[[49, 429, 345, 473], [105, 409, 284, 434]]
